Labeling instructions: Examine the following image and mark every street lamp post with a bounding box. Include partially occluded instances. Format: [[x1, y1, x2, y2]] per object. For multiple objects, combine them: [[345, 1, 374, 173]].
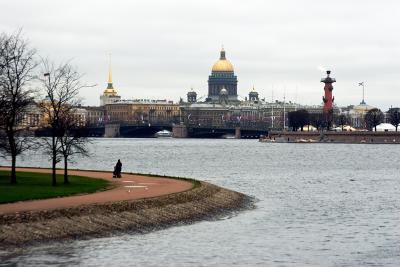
[[44, 72, 50, 86]]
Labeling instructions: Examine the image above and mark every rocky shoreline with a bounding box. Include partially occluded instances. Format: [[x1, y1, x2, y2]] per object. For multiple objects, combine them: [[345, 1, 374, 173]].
[[0, 180, 254, 248]]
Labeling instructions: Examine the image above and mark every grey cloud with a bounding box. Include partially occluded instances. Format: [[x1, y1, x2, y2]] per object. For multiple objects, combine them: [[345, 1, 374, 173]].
[[1, 0, 399, 110]]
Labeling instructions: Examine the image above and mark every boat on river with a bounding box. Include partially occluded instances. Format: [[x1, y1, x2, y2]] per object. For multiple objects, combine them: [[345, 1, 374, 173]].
[[155, 130, 172, 138]]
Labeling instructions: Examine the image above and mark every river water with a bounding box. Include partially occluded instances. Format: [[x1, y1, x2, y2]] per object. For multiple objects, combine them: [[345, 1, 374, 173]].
[[1, 139, 400, 266]]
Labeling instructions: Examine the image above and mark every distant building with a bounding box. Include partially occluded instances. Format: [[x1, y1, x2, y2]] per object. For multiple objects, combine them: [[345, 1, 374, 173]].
[[105, 99, 180, 124], [180, 48, 328, 130], [72, 108, 88, 127], [181, 91, 324, 130], [341, 102, 376, 129], [18, 103, 42, 128], [84, 106, 105, 126]]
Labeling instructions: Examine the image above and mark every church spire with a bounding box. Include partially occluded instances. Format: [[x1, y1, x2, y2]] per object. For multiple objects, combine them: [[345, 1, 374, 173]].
[[107, 53, 113, 89], [220, 45, 226, 60]]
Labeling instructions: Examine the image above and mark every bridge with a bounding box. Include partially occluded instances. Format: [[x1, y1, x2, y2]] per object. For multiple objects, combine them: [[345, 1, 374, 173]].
[[85, 120, 269, 139]]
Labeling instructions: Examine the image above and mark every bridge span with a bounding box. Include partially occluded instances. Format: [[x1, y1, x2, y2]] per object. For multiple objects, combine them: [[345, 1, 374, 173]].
[[85, 121, 269, 139]]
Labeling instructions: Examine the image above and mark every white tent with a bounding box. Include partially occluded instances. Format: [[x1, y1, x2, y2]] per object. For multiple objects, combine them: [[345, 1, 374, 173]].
[[333, 125, 356, 132], [374, 123, 396, 132], [300, 125, 317, 132]]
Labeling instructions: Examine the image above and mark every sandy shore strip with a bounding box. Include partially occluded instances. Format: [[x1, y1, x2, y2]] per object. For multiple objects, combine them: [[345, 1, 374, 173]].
[[0, 167, 254, 248]]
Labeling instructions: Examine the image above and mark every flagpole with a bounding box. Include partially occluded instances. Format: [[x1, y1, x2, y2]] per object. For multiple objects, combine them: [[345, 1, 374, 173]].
[[359, 82, 365, 104], [283, 89, 286, 130], [362, 83, 365, 104]]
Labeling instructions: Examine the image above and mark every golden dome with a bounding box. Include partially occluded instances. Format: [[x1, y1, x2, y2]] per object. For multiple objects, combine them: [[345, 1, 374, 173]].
[[212, 48, 234, 72]]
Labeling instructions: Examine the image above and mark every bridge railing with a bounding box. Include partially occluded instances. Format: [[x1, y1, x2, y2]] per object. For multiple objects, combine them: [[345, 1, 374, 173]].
[[100, 119, 179, 127], [186, 121, 269, 131]]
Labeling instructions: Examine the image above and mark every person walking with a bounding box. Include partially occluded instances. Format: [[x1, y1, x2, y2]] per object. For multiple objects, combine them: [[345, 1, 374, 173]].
[[114, 159, 122, 178]]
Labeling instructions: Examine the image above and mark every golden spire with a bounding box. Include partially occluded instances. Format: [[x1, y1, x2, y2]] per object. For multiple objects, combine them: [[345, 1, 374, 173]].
[[108, 53, 112, 84], [103, 53, 117, 96]]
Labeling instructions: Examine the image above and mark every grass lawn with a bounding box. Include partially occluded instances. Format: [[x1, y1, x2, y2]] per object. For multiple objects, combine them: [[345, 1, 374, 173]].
[[0, 170, 111, 204]]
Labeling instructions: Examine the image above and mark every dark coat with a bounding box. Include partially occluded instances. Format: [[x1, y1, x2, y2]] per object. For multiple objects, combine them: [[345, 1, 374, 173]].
[[115, 160, 122, 173]]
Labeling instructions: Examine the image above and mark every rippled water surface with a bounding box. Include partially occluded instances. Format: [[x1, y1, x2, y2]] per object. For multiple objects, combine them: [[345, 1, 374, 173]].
[[1, 139, 400, 266]]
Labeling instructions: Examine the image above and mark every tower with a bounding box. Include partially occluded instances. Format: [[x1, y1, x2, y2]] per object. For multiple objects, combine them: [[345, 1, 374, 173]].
[[248, 86, 259, 102], [321, 70, 336, 127], [207, 47, 238, 102], [187, 88, 197, 103], [100, 55, 121, 106]]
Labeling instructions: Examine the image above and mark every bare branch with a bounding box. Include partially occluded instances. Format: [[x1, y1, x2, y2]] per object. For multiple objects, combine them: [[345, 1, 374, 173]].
[[0, 30, 38, 183]]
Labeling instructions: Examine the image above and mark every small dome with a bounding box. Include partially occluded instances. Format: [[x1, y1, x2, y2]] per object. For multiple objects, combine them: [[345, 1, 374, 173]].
[[212, 48, 234, 72], [352, 103, 375, 114], [220, 88, 228, 95]]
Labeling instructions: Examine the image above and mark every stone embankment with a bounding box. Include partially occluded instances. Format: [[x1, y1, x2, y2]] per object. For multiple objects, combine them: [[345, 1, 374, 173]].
[[0, 181, 254, 248], [265, 131, 400, 144]]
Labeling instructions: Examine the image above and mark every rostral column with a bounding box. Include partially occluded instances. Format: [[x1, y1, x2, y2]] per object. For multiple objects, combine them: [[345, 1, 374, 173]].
[[321, 70, 336, 128]]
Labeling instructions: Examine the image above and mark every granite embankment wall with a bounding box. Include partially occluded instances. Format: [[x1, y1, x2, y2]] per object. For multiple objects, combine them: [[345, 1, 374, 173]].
[[268, 131, 400, 144], [0, 182, 254, 248]]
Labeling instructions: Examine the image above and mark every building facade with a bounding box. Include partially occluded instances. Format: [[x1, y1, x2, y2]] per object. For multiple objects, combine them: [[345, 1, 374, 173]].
[[105, 99, 180, 124], [84, 106, 105, 126]]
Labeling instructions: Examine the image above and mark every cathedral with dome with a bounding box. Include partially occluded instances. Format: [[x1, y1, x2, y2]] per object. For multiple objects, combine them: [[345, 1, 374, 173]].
[[206, 47, 238, 102], [183, 47, 261, 105]]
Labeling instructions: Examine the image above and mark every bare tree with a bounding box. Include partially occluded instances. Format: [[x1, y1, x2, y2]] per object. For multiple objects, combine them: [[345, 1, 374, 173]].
[[309, 112, 325, 131], [335, 114, 350, 131], [38, 60, 85, 186], [288, 111, 300, 131], [365, 108, 384, 131], [388, 108, 400, 132], [0, 31, 37, 184], [58, 110, 90, 184], [288, 109, 309, 131]]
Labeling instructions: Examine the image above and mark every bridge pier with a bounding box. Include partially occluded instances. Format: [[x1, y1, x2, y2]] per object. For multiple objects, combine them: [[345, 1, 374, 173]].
[[105, 124, 120, 138], [235, 127, 241, 139], [172, 124, 188, 138]]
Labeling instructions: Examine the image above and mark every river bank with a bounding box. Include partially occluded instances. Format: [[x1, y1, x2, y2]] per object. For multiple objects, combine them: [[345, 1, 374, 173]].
[[264, 131, 400, 143], [0, 168, 254, 248]]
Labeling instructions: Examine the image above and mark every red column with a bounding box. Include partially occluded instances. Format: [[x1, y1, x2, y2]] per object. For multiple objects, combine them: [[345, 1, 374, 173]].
[[321, 70, 336, 128]]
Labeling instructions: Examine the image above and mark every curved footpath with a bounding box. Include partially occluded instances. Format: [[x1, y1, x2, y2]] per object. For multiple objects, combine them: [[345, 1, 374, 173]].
[[0, 167, 254, 248]]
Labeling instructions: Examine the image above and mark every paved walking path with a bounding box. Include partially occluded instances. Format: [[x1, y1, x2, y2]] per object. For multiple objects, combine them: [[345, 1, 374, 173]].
[[0, 167, 193, 215]]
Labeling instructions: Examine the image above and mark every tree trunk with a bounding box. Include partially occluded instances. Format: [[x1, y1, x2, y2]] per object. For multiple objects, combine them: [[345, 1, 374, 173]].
[[374, 125, 377, 132], [64, 155, 69, 184], [11, 153, 17, 184], [8, 130, 17, 184], [52, 135, 57, 186]]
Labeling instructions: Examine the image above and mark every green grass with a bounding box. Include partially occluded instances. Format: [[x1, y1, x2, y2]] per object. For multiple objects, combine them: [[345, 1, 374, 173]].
[[0, 171, 112, 204]]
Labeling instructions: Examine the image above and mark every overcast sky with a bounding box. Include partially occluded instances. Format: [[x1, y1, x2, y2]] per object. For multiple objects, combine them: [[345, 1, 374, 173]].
[[1, 0, 399, 109]]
